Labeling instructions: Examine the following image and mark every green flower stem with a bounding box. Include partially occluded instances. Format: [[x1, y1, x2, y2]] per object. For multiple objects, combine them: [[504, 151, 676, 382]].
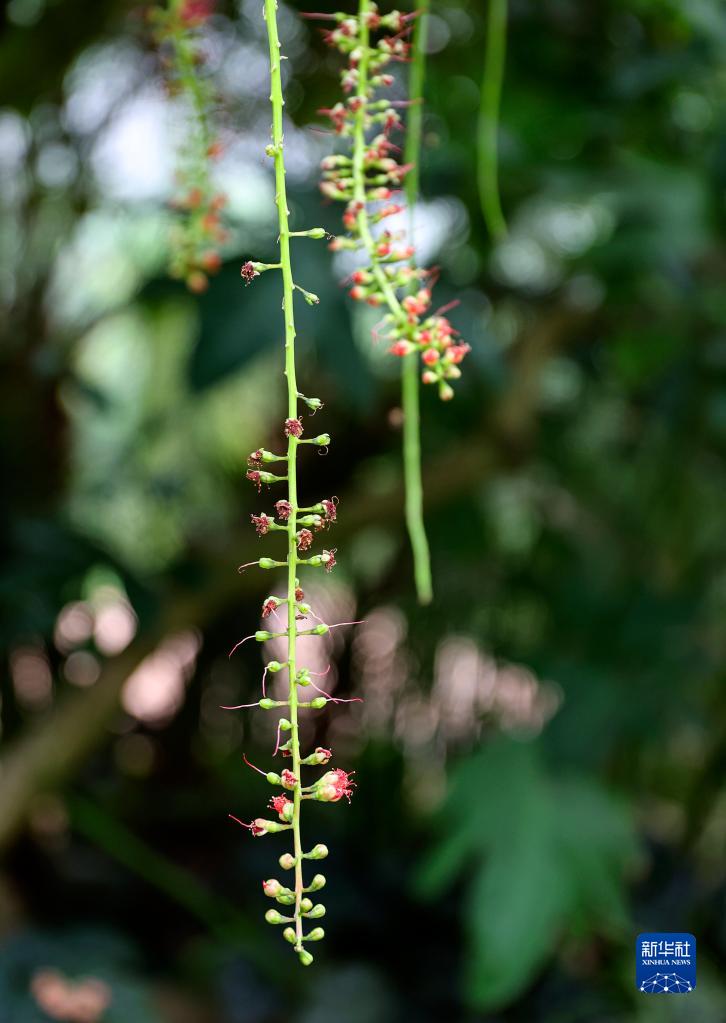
[[263, 0, 304, 952], [352, 0, 432, 604], [478, 0, 508, 241], [401, 0, 433, 606], [169, 0, 212, 159]]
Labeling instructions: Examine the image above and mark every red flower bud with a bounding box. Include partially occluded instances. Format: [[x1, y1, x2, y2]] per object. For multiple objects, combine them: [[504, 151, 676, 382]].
[[275, 500, 293, 520]]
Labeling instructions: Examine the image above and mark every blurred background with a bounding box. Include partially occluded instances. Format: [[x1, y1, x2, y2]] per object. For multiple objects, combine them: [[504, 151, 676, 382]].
[[2, 0, 726, 1020]]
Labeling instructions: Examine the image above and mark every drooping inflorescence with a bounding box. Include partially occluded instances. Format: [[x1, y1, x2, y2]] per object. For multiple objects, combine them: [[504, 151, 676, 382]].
[[225, 0, 358, 967], [311, 1, 471, 401], [150, 0, 228, 292]]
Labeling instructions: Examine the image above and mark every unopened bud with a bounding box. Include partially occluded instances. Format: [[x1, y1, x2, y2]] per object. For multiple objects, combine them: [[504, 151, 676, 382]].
[[309, 697, 327, 709], [265, 771, 282, 785], [307, 843, 329, 860], [308, 874, 326, 892], [279, 718, 292, 731], [300, 897, 313, 913], [312, 434, 331, 446], [259, 698, 276, 710], [255, 631, 272, 642], [262, 879, 282, 898], [306, 928, 325, 942], [279, 853, 296, 870], [298, 949, 314, 966], [267, 660, 283, 673], [264, 909, 285, 925], [283, 927, 297, 944], [306, 903, 326, 919]]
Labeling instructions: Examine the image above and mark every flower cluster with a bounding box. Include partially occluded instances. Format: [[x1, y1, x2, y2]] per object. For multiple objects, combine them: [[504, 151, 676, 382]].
[[150, 0, 228, 292], [224, 0, 359, 967], [310, 1, 471, 399]]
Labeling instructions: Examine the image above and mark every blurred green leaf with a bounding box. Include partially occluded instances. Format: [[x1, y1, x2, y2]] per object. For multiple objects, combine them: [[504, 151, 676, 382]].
[[416, 739, 638, 1010]]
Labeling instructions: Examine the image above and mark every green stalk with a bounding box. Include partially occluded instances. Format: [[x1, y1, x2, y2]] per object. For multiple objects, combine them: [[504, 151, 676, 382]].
[[478, 0, 508, 241], [263, 0, 304, 952], [352, 0, 432, 604], [402, 0, 433, 605]]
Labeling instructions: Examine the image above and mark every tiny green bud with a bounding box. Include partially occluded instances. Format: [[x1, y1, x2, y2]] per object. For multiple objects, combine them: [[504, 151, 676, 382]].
[[255, 630, 272, 642], [306, 843, 329, 860], [297, 668, 311, 687], [299, 395, 323, 412], [279, 853, 296, 870], [309, 697, 327, 709], [279, 718, 292, 731], [312, 623, 329, 635], [300, 897, 313, 913], [258, 558, 278, 570], [307, 227, 327, 239], [265, 909, 284, 925], [283, 927, 297, 944], [306, 903, 326, 919], [276, 892, 296, 906], [306, 928, 325, 942], [308, 874, 326, 892], [298, 949, 314, 966], [312, 434, 331, 446], [259, 698, 276, 710], [266, 772, 282, 785], [267, 660, 283, 672]]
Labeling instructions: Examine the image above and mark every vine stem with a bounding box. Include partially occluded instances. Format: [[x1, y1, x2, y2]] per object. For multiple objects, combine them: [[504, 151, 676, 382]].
[[478, 0, 508, 241], [352, 0, 432, 604], [263, 0, 304, 952], [401, 0, 433, 605]]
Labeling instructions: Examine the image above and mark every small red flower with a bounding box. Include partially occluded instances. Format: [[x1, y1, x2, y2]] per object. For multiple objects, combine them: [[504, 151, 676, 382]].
[[321, 498, 338, 522], [269, 795, 292, 820], [275, 499, 293, 520], [241, 261, 259, 285], [251, 513, 271, 536], [422, 348, 440, 366], [180, 0, 214, 25], [261, 598, 278, 618], [297, 528, 314, 551], [281, 769, 298, 789], [315, 768, 356, 803], [322, 549, 336, 572], [248, 450, 263, 468], [246, 470, 262, 491], [295, 586, 305, 602], [284, 418, 303, 438]]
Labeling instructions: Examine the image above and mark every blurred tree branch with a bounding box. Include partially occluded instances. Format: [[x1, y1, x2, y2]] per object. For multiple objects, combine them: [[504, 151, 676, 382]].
[[0, 304, 588, 852]]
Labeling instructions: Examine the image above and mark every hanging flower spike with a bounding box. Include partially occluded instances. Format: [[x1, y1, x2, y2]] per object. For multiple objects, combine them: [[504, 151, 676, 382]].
[[151, 0, 226, 291], [311, 0, 471, 603], [225, 0, 357, 969]]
